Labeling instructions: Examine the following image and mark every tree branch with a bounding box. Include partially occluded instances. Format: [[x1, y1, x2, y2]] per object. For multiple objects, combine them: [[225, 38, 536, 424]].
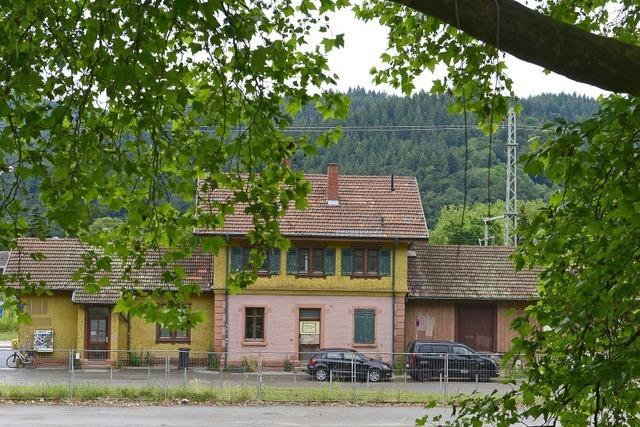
[[394, 0, 640, 95]]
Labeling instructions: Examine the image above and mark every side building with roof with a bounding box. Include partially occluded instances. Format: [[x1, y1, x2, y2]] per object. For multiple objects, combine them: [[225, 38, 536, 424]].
[[4, 238, 213, 364], [405, 244, 538, 353], [198, 164, 429, 363]]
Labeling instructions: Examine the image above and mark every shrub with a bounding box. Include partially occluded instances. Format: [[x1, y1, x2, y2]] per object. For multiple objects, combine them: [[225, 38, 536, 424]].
[[283, 357, 294, 372], [241, 355, 258, 372], [129, 352, 142, 367], [206, 352, 219, 371]]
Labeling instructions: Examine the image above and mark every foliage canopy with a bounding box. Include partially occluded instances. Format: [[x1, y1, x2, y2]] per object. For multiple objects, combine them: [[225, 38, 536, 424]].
[[0, 0, 639, 423]]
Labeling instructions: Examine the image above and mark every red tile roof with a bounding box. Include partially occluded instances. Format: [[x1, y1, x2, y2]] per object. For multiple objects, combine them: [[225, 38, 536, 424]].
[[4, 238, 213, 304], [408, 244, 539, 300], [197, 173, 429, 240]]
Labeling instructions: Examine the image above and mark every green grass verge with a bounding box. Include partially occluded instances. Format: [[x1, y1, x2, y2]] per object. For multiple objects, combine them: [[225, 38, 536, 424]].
[[0, 330, 17, 340], [0, 308, 18, 341], [0, 384, 442, 404]]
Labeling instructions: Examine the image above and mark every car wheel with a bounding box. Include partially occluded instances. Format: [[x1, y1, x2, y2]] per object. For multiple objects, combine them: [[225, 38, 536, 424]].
[[367, 369, 381, 383], [474, 367, 490, 382], [315, 368, 328, 382], [419, 369, 434, 382]]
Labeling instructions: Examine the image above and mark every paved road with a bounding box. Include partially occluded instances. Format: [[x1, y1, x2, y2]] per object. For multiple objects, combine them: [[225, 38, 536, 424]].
[[0, 347, 11, 369], [0, 404, 447, 426]]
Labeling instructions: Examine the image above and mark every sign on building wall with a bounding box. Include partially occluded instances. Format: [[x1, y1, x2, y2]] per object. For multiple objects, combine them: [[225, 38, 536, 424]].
[[300, 321, 320, 335], [299, 321, 320, 345]]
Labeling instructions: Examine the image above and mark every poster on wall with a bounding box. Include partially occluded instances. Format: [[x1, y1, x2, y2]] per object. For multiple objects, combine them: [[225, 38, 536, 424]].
[[299, 321, 320, 335]]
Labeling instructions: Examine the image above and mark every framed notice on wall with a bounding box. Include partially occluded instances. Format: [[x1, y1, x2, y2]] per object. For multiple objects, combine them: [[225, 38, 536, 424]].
[[33, 329, 54, 352], [299, 321, 320, 335]]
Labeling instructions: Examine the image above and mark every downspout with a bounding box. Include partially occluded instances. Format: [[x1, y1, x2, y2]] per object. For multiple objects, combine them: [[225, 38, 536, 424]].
[[391, 238, 398, 358], [127, 313, 131, 351], [224, 235, 230, 371]]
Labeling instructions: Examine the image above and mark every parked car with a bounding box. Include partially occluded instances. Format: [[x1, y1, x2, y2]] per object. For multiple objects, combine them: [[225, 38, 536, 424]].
[[307, 348, 392, 382], [405, 340, 499, 381]]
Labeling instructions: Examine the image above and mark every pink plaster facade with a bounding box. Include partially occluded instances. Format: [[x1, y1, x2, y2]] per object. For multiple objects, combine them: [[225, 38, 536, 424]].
[[226, 294, 394, 362]]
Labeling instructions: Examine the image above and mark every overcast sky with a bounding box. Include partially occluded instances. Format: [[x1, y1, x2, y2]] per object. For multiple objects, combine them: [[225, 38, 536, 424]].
[[324, 10, 607, 98]]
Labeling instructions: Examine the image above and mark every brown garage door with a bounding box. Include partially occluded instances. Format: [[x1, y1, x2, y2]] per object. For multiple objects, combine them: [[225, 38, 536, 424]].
[[456, 304, 496, 352]]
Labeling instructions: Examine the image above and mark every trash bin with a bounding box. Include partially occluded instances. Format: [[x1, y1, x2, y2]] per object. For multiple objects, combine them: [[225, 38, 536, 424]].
[[178, 348, 190, 370]]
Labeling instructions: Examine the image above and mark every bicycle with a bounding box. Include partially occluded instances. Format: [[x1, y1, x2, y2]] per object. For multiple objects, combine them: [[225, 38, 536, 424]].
[[5, 349, 36, 368]]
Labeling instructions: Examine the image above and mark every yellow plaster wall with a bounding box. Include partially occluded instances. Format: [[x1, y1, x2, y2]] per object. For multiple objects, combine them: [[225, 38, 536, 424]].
[[76, 305, 85, 350], [18, 292, 77, 360], [118, 314, 128, 352], [129, 294, 214, 352], [214, 240, 409, 295]]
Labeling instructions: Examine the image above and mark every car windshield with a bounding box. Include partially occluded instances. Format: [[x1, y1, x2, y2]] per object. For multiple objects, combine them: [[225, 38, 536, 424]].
[[343, 352, 367, 361], [453, 346, 472, 355]]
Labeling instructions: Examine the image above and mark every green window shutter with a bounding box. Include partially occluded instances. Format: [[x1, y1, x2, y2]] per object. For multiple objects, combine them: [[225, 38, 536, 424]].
[[341, 249, 352, 276], [324, 248, 336, 275], [269, 249, 281, 274], [230, 247, 243, 272], [380, 249, 391, 276], [286, 248, 298, 274], [354, 309, 375, 344]]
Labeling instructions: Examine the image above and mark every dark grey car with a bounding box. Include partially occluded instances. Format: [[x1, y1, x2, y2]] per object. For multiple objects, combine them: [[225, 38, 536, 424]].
[[406, 340, 499, 381], [307, 348, 392, 382]]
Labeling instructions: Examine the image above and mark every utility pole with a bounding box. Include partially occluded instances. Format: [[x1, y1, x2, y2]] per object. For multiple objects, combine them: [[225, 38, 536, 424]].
[[479, 215, 504, 246], [504, 108, 518, 246], [479, 107, 517, 246]]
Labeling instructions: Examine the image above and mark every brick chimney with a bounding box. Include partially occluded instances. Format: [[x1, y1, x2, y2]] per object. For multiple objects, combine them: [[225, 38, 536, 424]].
[[327, 163, 339, 206]]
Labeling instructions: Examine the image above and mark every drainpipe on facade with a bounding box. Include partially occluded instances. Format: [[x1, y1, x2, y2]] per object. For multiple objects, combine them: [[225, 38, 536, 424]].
[[224, 235, 230, 371], [391, 238, 398, 360], [127, 313, 131, 351]]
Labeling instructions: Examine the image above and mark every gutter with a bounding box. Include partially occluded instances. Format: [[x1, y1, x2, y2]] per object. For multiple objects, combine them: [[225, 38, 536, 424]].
[[224, 235, 230, 371], [391, 238, 398, 356], [127, 313, 131, 351]]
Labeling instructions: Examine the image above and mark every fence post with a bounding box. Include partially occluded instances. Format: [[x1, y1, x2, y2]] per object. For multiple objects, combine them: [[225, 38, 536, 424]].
[[403, 353, 407, 393], [351, 356, 355, 401], [257, 353, 263, 401], [183, 366, 188, 388], [164, 352, 170, 400], [219, 352, 224, 389], [443, 353, 449, 400], [68, 349, 74, 399]]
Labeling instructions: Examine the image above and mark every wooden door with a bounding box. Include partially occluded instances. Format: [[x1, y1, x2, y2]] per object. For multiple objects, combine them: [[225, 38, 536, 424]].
[[298, 308, 321, 361], [455, 304, 496, 352], [85, 306, 111, 360]]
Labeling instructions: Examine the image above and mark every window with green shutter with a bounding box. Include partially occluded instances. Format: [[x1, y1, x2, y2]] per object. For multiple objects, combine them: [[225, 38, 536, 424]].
[[231, 247, 280, 275], [380, 249, 390, 276], [341, 248, 352, 275], [269, 249, 281, 274], [324, 249, 336, 275], [286, 248, 298, 274], [343, 248, 388, 277], [354, 308, 375, 344], [230, 247, 243, 272], [287, 247, 334, 276]]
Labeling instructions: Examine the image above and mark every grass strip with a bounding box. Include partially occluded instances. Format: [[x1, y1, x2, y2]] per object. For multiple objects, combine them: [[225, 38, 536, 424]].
[[0, 384, 444, 405]]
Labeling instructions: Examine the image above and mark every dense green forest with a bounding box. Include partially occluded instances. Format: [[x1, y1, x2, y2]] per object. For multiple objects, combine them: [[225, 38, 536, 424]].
[[14, 90, 599, 237], [291, 89, 599, 226]]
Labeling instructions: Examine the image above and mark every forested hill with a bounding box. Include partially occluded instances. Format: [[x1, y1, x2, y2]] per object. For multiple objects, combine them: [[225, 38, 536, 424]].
[[292, 89, 599, 226]]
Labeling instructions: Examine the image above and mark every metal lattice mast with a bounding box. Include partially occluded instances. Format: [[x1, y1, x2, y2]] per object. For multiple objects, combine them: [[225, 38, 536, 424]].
[[504, 108, 517, 246]]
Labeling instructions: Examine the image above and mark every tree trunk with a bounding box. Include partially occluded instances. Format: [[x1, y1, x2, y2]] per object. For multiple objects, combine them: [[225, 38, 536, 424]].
[[394, 0, 640, 95]]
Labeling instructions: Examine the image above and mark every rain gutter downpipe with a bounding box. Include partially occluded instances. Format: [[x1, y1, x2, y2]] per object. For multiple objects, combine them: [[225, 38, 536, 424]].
[[392, 238, 398, 359], [224, 234, 230, 371]]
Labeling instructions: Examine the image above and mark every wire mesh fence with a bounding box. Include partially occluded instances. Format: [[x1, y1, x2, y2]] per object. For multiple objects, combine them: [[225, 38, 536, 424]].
[[1, 348, 522, 401]]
